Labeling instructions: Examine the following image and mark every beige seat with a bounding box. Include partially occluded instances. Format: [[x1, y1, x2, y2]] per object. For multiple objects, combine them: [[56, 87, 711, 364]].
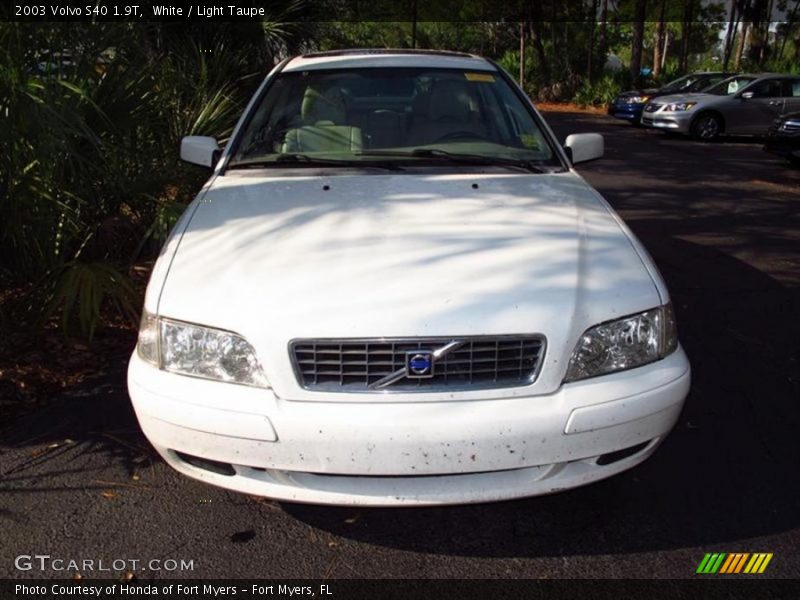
[[409, 80, 485, 146], [281, 86, 363, 153]]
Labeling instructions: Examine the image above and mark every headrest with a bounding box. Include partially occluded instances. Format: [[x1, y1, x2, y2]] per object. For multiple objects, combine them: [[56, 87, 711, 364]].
[[301, 86, 346, 124]]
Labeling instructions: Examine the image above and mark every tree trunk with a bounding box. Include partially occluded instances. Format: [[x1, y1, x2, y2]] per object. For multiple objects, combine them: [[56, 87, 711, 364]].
[[778, 0, 800, 60], [519, 21, 525, 88], [679, 0, 695, 72], [530, 17, 548, 82], [587, 0, 598, 83], [630, 0, 647, 86], [734, 21, 750, 69], [599, 0, 608, 66], [653, 0, 667, 77], [723, 1, 738, 70], [760, 0, 774, 65]]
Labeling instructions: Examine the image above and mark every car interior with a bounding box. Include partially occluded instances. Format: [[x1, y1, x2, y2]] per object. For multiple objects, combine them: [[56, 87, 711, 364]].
[[235, 69, 548, 161]]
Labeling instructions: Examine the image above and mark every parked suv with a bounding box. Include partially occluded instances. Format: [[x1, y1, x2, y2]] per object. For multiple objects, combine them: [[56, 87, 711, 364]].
[[642, 73, 800, 140], [128, 49, 690, 506], [608, 72, 731, 124]]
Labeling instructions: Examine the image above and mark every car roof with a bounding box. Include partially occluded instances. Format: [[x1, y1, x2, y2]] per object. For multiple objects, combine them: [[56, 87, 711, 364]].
[[748, 73, 799, 79], [283, 49, 496, 73]]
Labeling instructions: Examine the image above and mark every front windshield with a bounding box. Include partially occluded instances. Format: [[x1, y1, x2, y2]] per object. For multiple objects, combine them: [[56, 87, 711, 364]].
[[661, 74, 699, 92], [229, 67, 559, 168], [705, 76, 756, 96]]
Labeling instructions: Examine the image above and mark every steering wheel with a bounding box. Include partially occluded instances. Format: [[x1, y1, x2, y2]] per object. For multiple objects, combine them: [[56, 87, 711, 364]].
[[433, 131, 490, 143]]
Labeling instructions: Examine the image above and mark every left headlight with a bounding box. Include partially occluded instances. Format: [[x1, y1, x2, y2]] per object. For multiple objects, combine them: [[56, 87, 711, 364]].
[[663, 102, 696, 112], [136, 312, 269, 388], [628, 95, 649, 104], [564, 304, 678, 383]]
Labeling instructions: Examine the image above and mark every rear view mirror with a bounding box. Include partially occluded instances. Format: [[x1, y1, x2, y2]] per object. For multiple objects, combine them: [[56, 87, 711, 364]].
[[564, 133, 604, 165], [180, 136, 221, 168]]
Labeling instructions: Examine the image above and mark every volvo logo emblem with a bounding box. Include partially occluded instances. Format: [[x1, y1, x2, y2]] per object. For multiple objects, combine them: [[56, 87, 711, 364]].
[[406, 351, 434, 378], [368, 341, 464, 389]]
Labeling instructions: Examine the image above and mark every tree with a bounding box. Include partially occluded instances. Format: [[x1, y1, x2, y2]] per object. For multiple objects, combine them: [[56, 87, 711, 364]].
[[778, 0, 800, 60], [679, 0, 696, 72], [630, 0, 647, 86], [723, 0, 739, 70], [653, 0, 667, 76], [587, 0, 599, 82]]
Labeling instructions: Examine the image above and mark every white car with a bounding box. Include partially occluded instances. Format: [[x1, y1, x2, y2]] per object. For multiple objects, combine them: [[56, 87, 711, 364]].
[[128, 50, 690, 506]]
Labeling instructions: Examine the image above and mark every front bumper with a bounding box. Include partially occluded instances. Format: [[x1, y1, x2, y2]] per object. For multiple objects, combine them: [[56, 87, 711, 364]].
[[128, 349, 690, 506], [641, 110, 693, 133], [608, 103, 644, 122]]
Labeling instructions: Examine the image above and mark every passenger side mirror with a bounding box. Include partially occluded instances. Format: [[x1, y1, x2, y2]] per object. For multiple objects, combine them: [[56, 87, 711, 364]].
[[180, 136, 221, 168], [564, 133, 604, 165], [740, 91, 754, 100]]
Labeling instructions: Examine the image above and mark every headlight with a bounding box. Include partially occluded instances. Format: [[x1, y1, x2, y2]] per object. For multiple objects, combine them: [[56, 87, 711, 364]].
[[564, 304, 678, 382], [136, 312, 269, 388], [628, 95, 649, 104], [780, 119, 800, 132], [663, 102, 696, 112]]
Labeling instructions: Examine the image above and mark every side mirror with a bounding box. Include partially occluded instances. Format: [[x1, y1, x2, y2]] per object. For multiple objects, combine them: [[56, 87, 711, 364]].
[[564, 133, 604, 165], [740, 91, 754, 100], [180, 136, 220, 168]]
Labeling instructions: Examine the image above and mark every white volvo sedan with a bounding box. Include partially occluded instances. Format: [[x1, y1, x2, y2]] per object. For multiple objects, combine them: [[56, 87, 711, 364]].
[[128, 50, 690, 506]]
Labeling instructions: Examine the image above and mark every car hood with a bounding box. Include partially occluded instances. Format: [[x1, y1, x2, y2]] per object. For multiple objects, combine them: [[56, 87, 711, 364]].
[[618, 88, 660, 98], [157, 170, 661, 399], [654, 92, 716, 105]]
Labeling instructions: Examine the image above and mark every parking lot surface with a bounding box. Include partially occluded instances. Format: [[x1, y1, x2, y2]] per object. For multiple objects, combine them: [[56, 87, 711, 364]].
[[2, 111, 799, 579]]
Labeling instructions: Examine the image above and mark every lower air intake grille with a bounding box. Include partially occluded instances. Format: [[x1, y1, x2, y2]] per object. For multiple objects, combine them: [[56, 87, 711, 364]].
[[291, 336, 545, 392]]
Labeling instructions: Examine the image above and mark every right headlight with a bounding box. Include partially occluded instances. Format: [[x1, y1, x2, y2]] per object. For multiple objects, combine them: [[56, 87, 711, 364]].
[[564, 304, 678, 383], [663, 102, 696, 112], [136, 311, 269, 388]]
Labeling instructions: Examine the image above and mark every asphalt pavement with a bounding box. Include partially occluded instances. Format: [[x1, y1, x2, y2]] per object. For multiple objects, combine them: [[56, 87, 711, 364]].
[[2, 111, 799, 580]]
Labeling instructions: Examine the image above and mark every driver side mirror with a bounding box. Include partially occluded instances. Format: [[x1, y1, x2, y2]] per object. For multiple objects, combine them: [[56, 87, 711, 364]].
[[740, 91, 754, 100], [564, 133, 604, 165], [180, 136, 221, 168]]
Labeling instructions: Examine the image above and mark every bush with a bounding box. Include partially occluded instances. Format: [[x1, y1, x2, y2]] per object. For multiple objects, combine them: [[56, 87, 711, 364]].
[[572, 75, 622, 107], [0, 23, 282, 341]]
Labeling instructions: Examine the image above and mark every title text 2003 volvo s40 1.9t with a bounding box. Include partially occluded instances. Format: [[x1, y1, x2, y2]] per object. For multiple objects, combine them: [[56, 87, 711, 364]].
[[128, 50, 690, 506]]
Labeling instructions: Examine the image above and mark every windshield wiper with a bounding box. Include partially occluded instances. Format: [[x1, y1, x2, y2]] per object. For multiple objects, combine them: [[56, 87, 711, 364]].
[[228, 153, 404, 171], [358, 149, 551, 173]]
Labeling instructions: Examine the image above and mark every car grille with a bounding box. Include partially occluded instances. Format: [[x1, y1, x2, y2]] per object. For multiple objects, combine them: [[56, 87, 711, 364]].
[[290, 336, 546, 392], [644, 103, 662, 113]]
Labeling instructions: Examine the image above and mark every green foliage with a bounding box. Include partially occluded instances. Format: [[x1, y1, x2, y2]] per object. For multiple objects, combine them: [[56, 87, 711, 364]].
[[573, 75, 623, 107], [41, 261, 140, 340], [0, 20, 298, 340]]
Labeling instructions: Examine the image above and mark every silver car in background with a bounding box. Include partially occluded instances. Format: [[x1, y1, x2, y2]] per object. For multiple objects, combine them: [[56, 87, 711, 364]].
[[642, 74, 800, 140]]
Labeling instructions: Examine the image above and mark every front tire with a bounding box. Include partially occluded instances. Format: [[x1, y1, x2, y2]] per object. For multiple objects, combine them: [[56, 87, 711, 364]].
[[691, 113, 722, 141]]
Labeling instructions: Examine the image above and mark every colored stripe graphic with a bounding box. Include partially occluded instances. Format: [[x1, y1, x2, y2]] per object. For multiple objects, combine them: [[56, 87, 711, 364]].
[[733, 553, 750, 573], [719, 553, 749, 573], [697, 553, 726, 574], [698, 552, 773, 574], [744, 553, 773, 574]]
